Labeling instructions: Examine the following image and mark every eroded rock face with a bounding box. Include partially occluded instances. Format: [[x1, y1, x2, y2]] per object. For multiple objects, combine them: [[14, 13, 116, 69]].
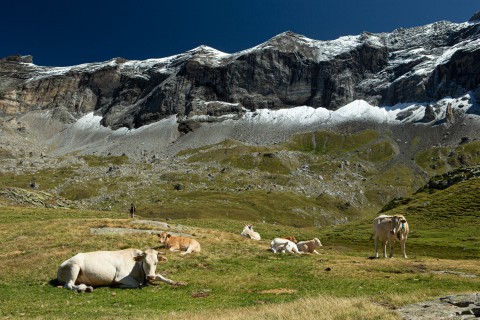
[[1, 18, 479, 130], [398, 293, 480, 320]]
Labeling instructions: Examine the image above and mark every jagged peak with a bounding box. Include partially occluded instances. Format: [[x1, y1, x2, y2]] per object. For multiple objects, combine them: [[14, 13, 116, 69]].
[[271, 30, 307, 40], [186, 45, 228, 56], [469, 11, 480, 22], [1, 54, 33, 64], [264, 31, 315, 46]]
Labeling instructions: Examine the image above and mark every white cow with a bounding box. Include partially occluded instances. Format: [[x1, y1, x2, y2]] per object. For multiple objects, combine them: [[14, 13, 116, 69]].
[[270, 238, 302, 254], [373, 214, 392, 226], [373, 214, 409, 258], [296, 238, 323, 254], [57, 248, 183, 292], [241, 224, 261, 240]]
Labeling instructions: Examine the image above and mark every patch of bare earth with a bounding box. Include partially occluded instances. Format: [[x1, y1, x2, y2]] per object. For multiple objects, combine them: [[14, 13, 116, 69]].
[[258, 288, 297, 294]]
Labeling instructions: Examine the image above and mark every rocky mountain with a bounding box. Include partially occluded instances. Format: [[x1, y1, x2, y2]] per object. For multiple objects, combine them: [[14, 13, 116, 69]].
[[1, 13, 480, 132], [1, 13, 480, 225]]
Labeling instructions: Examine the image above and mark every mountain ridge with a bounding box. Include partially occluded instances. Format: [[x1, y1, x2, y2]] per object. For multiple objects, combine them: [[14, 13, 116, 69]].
[[1, 16, 480, 131], [0, 15, 480, 212]]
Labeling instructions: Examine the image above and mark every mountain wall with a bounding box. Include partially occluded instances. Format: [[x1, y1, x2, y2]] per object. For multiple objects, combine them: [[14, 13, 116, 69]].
[[1, 15, 480, 130]]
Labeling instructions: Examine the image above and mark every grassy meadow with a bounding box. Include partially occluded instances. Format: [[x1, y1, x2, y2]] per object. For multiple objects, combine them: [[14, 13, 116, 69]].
[[0, 176, 479, 320], [1, 131, 480, 319]]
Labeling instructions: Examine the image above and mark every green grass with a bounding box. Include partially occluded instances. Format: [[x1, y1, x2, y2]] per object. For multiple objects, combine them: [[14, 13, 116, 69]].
[[180, 130, 392, 176], [0, 166, 79, 190], [139, 190, 330, 227], [357, 140, 396, 163], [285, 130, 380, 155], [1, 129, 480, 318], [59, 179, 104, 200], [80, 155, 129, 167], [2, 130, 479, 230], [416, 141, 480, 175], [161, 130, 420, 223], [181, 140, 292, 174], [1, 172, 479, 319]]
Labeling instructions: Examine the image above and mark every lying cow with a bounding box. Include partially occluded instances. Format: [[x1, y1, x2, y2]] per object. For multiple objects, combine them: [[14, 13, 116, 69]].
[[283, 236, 298, 243], [158, 232, 201, 255], [57, 248, 182, 292], [241, 224, 261, 240], [373, 214, 409, 258], [270, 238, 302, 254], [296, 238, 323, 254]]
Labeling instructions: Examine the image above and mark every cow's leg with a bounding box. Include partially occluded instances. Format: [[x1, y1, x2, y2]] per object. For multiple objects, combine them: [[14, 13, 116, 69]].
[[117, 276, 141, 289], [59, 263, 93, 293], [374, 236, 379, 258], [382, 241, 388, 258], [290, 245, 301, 254], [180, 246, 193, 255], [312, 250, 319, 254], [275, 243, 287, 253], [401, 240, 408, 258], [149, 274, 175, 285], [389, 239, 394, 258]]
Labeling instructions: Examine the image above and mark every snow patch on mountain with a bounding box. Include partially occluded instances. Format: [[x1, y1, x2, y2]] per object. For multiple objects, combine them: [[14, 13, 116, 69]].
[[70, 93, 476, 140], [72, 112, 179, 137], [238, 96, 474, 126]]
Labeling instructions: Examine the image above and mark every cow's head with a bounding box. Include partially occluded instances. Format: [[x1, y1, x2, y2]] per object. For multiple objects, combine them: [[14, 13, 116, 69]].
[[157, 232, 170, 244], [284, 236, 297, 243], [390, 215, 407, 235], [134, 248, 161, 281], [313, 238, 323, 247]]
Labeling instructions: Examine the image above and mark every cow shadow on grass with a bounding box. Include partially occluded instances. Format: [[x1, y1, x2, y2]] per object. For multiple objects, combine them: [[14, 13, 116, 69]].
[[49, 278, 61, 288]]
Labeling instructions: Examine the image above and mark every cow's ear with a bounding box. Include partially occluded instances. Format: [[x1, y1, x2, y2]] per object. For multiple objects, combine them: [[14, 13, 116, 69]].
[[134, 252, 146, 261]]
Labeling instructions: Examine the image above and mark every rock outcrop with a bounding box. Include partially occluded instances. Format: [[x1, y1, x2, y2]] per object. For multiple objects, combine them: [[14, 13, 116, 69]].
[[398, 293, 480, 320], [1, 16, 480, 130]]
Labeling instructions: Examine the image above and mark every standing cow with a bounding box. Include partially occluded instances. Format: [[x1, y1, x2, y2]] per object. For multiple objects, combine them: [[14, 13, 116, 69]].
[[57, 248, 183, 292], [373, 214, 409, 258]]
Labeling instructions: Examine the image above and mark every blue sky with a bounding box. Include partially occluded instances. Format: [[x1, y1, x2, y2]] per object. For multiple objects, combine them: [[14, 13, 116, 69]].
[[1, 0, 478, 66]]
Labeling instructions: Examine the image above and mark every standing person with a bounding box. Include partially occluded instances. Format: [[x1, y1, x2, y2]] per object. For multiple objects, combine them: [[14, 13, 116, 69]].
[[130, 203, 136, 219]]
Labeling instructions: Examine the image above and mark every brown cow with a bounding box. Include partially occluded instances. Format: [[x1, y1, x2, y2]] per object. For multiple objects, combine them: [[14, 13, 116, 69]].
[[158, 232, 201, 255], [283, 236, 298, 243], [296, 238, 323, 254]]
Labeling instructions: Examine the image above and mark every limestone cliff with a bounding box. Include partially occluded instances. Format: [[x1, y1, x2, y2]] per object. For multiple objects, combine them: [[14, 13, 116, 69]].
[[1, 15, 480, 130]]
